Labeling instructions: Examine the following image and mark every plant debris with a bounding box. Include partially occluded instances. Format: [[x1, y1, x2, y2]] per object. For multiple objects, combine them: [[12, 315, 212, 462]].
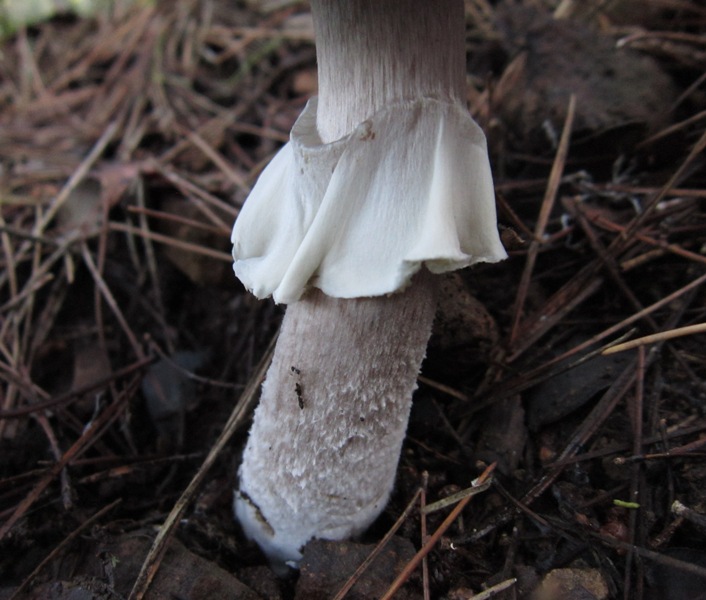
[[1, 1, 705, 598]]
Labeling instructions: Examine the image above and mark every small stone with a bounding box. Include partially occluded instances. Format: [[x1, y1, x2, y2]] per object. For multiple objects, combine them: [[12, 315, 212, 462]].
[[295, 537, 419, 600], [532, 568, 609, 600]]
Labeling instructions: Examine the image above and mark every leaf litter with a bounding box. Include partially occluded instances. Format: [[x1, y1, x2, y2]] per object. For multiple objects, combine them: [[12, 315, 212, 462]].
[[0, 1, 705, 598]]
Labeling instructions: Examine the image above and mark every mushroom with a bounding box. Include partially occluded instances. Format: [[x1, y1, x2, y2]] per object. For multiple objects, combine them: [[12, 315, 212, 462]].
[[232, 0, 507, 568]]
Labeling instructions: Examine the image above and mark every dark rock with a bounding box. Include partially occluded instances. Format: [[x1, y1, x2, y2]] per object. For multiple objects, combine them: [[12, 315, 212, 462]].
[[295, 537, 419, 600]]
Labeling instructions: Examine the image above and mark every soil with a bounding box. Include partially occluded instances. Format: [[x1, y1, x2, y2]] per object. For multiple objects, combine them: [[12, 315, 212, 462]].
[[1, 1, 706, 599]]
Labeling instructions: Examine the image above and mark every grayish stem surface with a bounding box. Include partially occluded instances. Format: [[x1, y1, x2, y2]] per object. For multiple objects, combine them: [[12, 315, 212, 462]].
[[237, 275, 436, 564], [313, 0, 465, 143]]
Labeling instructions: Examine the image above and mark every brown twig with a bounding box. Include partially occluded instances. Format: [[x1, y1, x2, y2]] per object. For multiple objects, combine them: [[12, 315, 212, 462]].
[[379, 464, 496, 600], [603, 323, 706, 355], [510, 94, 576, 345], [331, 479, 426, 600], [0, 384, 134, 541], [127, 334, 276, 600], [108, 221, 232, 263], [9, 499, 122, 600]]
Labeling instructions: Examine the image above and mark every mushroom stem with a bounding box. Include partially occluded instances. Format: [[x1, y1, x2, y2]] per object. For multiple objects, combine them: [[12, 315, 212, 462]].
[[313, 0, 466, 143], [235, 0, 474, 566], [237, 274, 436, 566]]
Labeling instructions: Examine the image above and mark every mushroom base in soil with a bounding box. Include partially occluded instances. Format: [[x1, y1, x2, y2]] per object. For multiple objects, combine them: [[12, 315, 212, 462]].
[[231, 0, 507, 568]]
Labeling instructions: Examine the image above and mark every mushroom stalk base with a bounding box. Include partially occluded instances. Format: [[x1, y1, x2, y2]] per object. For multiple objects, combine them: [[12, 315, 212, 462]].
[[235, 274, 436, 566]]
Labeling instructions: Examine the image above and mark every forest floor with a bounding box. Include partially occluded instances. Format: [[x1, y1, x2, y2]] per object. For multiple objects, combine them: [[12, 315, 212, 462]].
[[1, 1, 705, 599]]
